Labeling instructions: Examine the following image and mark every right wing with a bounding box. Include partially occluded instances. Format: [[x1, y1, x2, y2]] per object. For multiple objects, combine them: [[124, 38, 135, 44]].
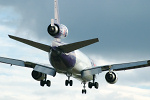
[[0, 57, 56, 77], [81, 60, 150, 77]]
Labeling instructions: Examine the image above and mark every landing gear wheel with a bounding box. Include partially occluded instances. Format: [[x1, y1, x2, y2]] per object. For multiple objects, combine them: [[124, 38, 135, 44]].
[[65, 73, 73, 86], [88, 82, 92, 89], [40, 80, 45, 87], [40, 74, 51, 87], [88, 75, 99, 89], [70, 80, 73, 86], [82, 89, 87, 94], [46, 80, 51, 87], [82, 82, 87, 94], [94, 82, 99, 89], [88, 82, 99, 89], [65, 80, 73, 86], [65, 80, 69, 86]]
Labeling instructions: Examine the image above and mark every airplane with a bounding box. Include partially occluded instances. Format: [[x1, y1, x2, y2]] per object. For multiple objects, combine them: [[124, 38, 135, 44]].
[[0, 0, 150, 94]]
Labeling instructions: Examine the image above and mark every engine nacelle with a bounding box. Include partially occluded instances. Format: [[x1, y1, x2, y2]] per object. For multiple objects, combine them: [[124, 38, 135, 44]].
[[105, 72, 118, 84], [31, 70, 45, 81], [47, 24, 68, 38]]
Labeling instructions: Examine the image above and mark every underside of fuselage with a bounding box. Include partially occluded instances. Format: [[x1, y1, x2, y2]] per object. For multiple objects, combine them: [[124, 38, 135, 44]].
[[50, 49, 76, 72]]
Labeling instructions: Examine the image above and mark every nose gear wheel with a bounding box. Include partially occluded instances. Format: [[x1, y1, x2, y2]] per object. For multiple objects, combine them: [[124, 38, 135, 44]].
[[82, 82, 87, 94]]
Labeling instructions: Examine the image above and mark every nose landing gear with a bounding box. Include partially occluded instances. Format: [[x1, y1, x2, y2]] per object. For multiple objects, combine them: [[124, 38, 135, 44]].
[[82, 82, 87, 94]]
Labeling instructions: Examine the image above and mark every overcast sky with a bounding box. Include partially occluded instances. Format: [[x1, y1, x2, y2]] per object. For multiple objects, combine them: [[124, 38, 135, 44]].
[[0, 0, 150, 100]]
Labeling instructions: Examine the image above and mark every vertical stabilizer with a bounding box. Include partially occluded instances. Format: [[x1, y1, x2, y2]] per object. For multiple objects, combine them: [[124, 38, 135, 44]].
[[54, 0, 60, 24]]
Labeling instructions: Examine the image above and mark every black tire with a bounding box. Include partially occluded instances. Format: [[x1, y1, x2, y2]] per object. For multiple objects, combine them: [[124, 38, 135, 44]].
[[88, 82, 92, 89], [84, 89, 87, 94], [94, 82, 99, 89], [65, 80, 69, 86], [47, 80, 51, 87], [70, 80, 73, 86], [82, 89, 87, 94], [40, 80, 45, 87], [82, 89, 84, 94]]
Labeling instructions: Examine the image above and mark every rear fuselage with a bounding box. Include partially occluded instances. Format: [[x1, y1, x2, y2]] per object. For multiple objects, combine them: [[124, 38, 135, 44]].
[[49, 40, 94, 82]]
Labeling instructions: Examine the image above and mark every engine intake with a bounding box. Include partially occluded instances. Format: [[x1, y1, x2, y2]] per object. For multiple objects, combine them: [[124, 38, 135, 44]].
[[31, 70, 45, 81], [105, 72, 118, 84], [47, 24, 68, 38], [47, 24, 59, 37]]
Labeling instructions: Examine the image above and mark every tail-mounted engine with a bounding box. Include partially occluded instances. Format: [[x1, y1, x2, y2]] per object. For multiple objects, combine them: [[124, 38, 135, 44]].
[[47, 24, 68, 38], [105, 71, 118, 84], [31, 70, 45, 81]]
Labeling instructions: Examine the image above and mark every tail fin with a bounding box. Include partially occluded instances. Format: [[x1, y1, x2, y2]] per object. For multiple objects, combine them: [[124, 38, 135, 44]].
[[54, 0, 60, 24]]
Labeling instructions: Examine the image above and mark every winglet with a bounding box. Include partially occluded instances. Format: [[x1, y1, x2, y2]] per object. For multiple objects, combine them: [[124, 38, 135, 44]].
[[8, 35, 51, 52]]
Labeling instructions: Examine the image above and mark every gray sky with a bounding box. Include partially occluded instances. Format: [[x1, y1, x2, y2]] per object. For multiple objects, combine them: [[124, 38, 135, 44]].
[[0, 0, 150, 100]]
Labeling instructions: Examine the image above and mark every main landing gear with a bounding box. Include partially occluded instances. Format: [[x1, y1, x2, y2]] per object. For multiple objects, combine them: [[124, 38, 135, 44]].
[[65, 73, 73, 86], [40, 74, 51, 87], [82, 75, 99, 94], [88, 75, 99, 89]]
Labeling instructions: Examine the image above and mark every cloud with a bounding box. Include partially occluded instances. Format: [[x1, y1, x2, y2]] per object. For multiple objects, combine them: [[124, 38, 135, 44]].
[[0, 0, 150, 59]]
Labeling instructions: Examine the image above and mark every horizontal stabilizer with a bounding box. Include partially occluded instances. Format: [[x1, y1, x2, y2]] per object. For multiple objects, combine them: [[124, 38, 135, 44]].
[[9, 35, 51, 52], [58, 38, 99, 53]]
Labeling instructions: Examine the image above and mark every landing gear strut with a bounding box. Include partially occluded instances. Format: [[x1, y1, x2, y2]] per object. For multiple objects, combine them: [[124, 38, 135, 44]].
[[82, 82, 87, 94], [40, 74, 51, 87], [88, 75, 99, 89], [65, 73, 73, 86]]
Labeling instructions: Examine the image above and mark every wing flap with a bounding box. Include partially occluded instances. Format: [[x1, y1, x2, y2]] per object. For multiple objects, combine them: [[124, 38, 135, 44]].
[[34, 65, 56, 76], [58, 38, 99, 53], [81, 67, 102, 77]]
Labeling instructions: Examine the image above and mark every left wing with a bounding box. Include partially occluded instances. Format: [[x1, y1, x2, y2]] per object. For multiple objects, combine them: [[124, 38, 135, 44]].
[[0, 57, 56, 77], [81, 60, 150, 77]]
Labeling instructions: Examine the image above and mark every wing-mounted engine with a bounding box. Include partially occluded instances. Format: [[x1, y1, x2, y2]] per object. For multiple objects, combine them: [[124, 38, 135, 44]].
[[31, 70, 45, 81], [47, 23, 68, 39], [105, 71, 118, 84]]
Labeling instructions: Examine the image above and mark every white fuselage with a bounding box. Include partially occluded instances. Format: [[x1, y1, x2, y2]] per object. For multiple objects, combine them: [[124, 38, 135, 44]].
[[72, 50, 93, 81]]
